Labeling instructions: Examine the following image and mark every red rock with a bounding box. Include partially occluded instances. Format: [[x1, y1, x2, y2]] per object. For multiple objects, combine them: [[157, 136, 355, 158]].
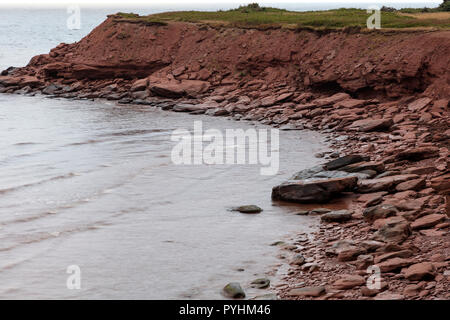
[[348, 118, 393, 132], [419, 229, 446, 237], [374, 220, 411, 244], [335, 98, 367, 108], [260, 96, 277, 107], [432, 99, 448, 110], [275, 92, 294, 103], [403, 262, 435, 281], [410, 214, 446, 230], [130, 78, 148, 91], [396, 147, 439, 161], [373, 216, 406, 230], [312, 93, 350, 107], [395, 178, 426, 192], [374, 292, 405, 300], [340, 161, 385, 173], [333, 275, 365, 289], [357, 192, 388, 206], [363, 204, 398, 223], [287, 286, 326, 297], [403, 284, 421, 297], [361, 281, 389, 297], [374, 250, 413, 264], [377, 257, 415, 272], [393, 114, 405, 123], [358, 174, 419, 193], [171, 66, 186, 77], [149, 80, 210, 98], [404, 166, 436, 175], [430, 173, 450, 193], [407, 97, 432, 112]]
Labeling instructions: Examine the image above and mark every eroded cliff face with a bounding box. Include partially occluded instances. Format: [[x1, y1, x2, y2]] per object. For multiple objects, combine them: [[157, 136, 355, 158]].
[[2, 14, 449, 99]]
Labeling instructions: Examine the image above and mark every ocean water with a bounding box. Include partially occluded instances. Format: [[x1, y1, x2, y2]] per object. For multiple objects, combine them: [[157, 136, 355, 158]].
[[0, 8, 332, 299]]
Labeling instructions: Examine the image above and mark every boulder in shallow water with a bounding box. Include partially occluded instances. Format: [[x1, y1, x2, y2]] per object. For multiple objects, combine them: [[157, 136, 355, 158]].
[[250, 278, 270, 289], [232, 205, 263, 214], [223, 282, 245, 299], [272, 176, 358, 203]]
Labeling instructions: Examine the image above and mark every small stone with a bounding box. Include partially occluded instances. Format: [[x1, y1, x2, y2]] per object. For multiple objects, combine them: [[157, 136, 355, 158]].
[[302, 262, 320, 272], [251, 293, 278, 300], [374, 219, 411, 244], [374, 250, 413, 264], [333, 274, 365, 290], [348, 118, 393, 132], [403, 284, 421, 297], [232, 205, 263, 214], [361, 281, 389, 297], [374, 292, 404, 300], [290, 254, 306, 266], [287, 286, 326, 297], [309, 208, 332, 215], [320, 210, 352, 223], [363, 204, 398, 223], [377, 258, 415, 273], [250, 278, 270, 289], [356, 254, 374, 270], [223, 282, 245, 299], [396, 178, 426, 192], [403, 262, 436, 281], [407, 97, 432, 112], [411, 214, 446, 230]]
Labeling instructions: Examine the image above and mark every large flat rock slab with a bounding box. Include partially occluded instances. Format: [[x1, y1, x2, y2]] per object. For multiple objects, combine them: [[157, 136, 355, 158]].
[[272, 176, 358, 203]]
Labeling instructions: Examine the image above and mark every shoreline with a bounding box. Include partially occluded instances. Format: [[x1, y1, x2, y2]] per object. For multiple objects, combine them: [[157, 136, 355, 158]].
[[0, 15, 449, 300]]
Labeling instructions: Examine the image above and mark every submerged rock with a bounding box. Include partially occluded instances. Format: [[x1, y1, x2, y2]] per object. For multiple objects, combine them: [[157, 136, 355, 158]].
[[232, 205, 263, 214], [272, 176, 358, 203], [222, 282, 245, 299], [290, 254, 306, 265], [250, 278, 270, 289]]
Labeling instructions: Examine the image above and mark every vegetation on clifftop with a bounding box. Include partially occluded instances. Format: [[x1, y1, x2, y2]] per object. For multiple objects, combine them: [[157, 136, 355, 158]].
[[116, 3, 450, 30]]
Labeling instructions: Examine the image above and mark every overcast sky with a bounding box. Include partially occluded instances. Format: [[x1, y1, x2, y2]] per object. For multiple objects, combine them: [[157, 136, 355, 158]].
[[0, 0, 442, 8]]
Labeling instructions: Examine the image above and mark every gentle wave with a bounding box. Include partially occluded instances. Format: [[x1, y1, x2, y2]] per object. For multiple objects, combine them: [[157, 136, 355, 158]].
[[0, 172, 78, 194]]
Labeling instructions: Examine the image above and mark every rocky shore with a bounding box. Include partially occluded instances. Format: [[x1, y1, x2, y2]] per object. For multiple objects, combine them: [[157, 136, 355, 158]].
[[0, 14, 449, 300]]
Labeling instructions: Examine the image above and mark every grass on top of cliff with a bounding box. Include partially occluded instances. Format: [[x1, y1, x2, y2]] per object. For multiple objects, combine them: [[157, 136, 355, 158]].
[[116, 6, 450, 30]]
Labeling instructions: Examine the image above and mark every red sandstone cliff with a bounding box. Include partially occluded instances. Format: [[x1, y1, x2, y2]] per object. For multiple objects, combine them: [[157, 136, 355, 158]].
[[1, 14, 449, 99]]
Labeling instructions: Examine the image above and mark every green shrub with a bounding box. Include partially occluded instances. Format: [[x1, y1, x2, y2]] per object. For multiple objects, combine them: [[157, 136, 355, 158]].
[[439, 0, 450, 11]]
